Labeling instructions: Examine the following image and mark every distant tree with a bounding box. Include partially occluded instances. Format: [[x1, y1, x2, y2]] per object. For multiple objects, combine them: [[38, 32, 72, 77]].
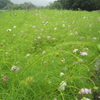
[[3, 2, 37, 10], [22, 2, 36, 9], [0, 0, 13, 9], [57, 0, 100, 11], [48, 1, 62, 9]]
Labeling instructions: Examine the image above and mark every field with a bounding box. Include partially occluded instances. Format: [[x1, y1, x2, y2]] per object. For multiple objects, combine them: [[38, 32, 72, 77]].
[[0, 10, 100, 100]]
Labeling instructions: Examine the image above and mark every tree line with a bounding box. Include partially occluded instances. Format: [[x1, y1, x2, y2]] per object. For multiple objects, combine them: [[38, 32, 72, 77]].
[[0, 0, 100, 11], [48, 0, 100, 11], [0, 0, 36, 10]]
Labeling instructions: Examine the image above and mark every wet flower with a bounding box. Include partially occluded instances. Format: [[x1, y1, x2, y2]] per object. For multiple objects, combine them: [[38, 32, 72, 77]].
[[73, 49, 79, 52], [7, 29, 12, 31], [13, 34, 16, 36], [79, 88, 91, 94], [81, 97, 90, 100], [53, 98, 57, 100], [5, 52, 8, 55], [34, 39, 37, 41], [54, 28, 57, 30], [37, 37, 41, 39], [61, 58, 65, 63], [26, 54, 30, 57], [41, 29, 44, 31], [98, 96, 100, 99], [13, 26, 17, 28], [10, 66, 17, 71], [10, 66, 20, 72], [93, 37, 97, 40], [80, 52, 88, 56], [75, 32, 78, 34], [60, 72, 64, 77], [42, 51, 46, 55], [47, 36, 51, 40], [26, 76, 33, 83], [2, 76, 8, 83], [73, 61, 78, 64], [62, 24, 65, 27], [62, 21, 65, 23], [58, 81, 67, 91], [32, 26, 36, 28]]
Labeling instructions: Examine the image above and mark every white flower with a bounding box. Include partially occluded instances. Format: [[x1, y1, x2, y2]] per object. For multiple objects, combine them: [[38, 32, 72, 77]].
[[58, 81, 67, 91], [62, 24, 65, 27], [10, 66, 20, 72], [5, 52, 8, 55], [60, 72, 64, 77], [10, 66, 17, 71], [54, 28, 57, 30], [47, 36, 51, 40], [7, 29, 12, 31], [73, 49, 79, 52], [13, 26, 17, 28], [32, 26, 36, 28], [80, 52, 88, 56], [37, 37, 41, 39], [13, 34, 16, 36], [79, 88, 91, 94], [81, 97, 91, 100], [42, 51, 46, 55], [26, 54, 30, 57]]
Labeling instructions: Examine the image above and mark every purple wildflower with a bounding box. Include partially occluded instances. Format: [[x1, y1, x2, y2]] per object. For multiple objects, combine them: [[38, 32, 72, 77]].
[[98, 96, 100, 99], [11, 66, 17, 71], [37, 37, 41, 39], [79, 88, 91, 94], [93, 37, 97, 40], [3, 76, 8, 83], [80, 52, 88, 56], [73, 49, 79, 52], [10, 66, 20, 72]]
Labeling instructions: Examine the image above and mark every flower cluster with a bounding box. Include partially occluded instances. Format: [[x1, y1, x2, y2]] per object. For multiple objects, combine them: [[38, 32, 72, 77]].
[[58, 81, 67, 91], [80, 52, 88, 56], [10, 66, 20, 72], [79, 88, 91, 94]]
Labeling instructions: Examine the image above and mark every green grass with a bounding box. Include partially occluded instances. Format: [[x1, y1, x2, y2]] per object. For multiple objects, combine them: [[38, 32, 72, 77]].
[[0, 9, 100, 100]]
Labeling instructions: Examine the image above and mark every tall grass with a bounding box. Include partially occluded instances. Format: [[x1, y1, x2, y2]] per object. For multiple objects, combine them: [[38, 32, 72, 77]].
[[0, 10, 100, 100]]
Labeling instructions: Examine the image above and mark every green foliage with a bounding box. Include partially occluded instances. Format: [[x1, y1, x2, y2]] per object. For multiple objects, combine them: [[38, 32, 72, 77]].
[[57, 0, 100, 11], [48, 1, 62, 9], [0, 10, 100, 100], [0, 0, 13, 9], [3, 2, 37, 10]]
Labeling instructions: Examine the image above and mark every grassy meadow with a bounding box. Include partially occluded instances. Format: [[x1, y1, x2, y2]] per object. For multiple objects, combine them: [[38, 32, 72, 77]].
[[0, 10, 100, 100]]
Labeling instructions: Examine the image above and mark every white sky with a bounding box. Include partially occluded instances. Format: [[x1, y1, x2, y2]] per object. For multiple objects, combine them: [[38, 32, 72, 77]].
[[10, 0, 56, 6]]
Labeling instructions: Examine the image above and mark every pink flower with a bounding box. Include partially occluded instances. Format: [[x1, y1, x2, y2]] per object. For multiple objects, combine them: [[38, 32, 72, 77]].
[[34, 39, 37, 41], [54, 28, 57, 30], [11, 66, 17, 71], [10, 66, 20, 72], [37, 37, 41, 39], [47, 36, 51, 40], [80, 52, 88, 56], [32, 26, 36, 28], [73, 49, 79, 52], [79, 88, 91, 94], [3, 76, 8, 83], [62, 21, 65, 23], [98, 96, 100, 99], [93, 37, 97, 40]]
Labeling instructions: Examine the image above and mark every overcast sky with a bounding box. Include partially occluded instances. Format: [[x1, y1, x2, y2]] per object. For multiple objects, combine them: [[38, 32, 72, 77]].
[[10, 0, 56, 6]]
